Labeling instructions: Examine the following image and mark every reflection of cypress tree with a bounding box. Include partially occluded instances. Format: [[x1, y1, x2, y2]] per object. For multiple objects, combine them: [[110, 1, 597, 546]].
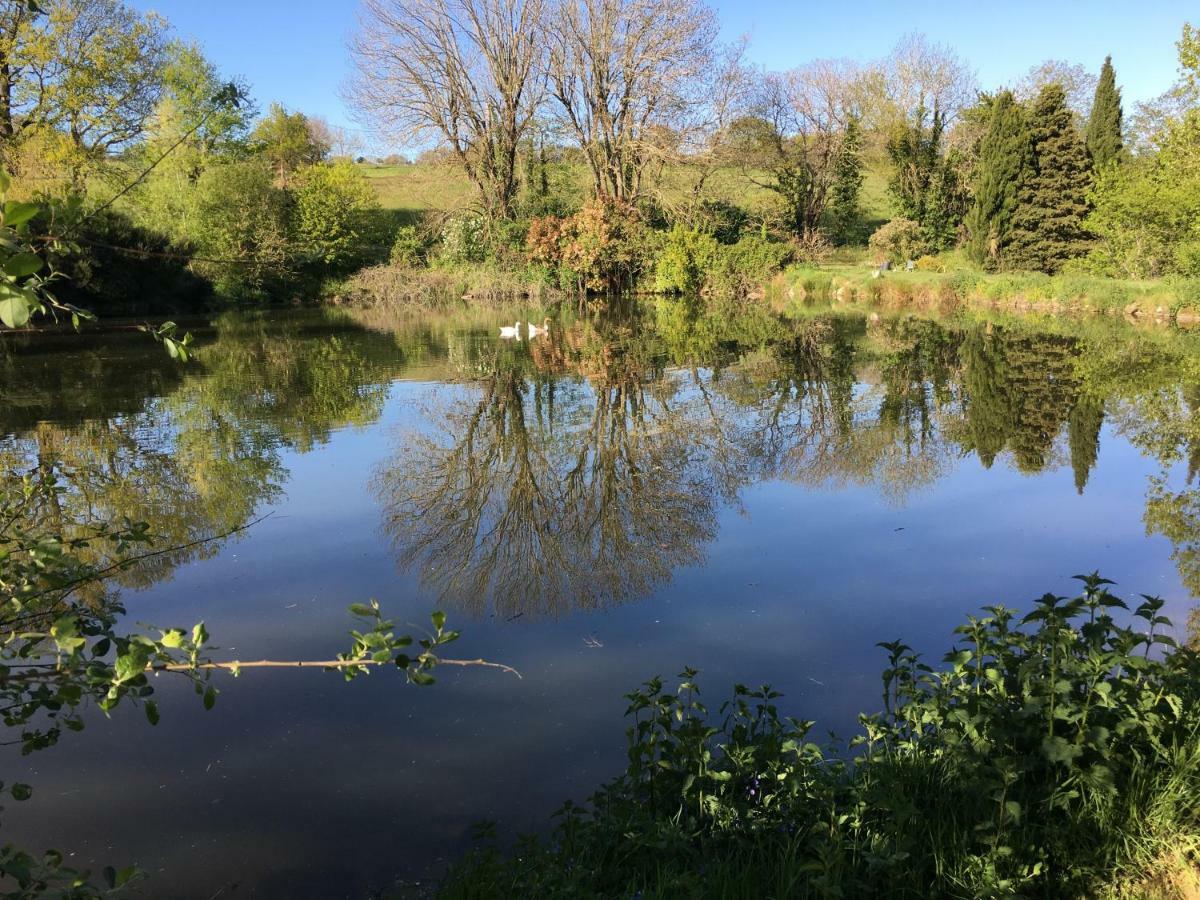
[[1068, 396, 1104, 494], [959, 326, 1081, 471], [960, 328, 1012, 468], [1005, 333, 1081, 471]]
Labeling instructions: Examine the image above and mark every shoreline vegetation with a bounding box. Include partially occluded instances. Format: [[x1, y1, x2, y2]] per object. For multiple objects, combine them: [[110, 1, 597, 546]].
[[2, 0, 1200, 896], [437, 577, 1200, 899]]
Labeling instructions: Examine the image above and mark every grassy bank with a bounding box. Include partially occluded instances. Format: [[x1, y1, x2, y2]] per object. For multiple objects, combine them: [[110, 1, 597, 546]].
[[438, 577, 1200, 899], [781, 264, 1200, 322]]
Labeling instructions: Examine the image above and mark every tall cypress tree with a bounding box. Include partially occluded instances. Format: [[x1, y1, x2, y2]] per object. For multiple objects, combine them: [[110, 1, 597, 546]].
[[826, 116, 864, 244], [1006, 84, 1092, 273], [965, 91, 1028, 269], [1085, 56, 1124, 168]]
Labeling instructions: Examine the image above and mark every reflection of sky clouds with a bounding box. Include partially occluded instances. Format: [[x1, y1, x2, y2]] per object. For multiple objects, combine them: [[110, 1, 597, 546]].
[[6, 314, 1200, 898]]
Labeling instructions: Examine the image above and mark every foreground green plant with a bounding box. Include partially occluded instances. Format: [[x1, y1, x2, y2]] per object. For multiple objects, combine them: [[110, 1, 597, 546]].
[[443, 575, 1200, 899]]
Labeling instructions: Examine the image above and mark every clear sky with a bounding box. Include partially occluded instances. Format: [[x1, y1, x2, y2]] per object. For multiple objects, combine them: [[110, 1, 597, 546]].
[[130, 0, 1194, 149]]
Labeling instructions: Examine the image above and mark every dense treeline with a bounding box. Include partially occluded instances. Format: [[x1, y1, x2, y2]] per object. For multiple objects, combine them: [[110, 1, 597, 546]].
[[0, 0, 386, 312], [1, 0, 1198, 315], [345, 3, 1200, 305]]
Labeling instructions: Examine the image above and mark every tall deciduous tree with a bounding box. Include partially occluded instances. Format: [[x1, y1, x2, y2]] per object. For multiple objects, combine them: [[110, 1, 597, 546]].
[[251, 103, 328, 184], [733, 60, 866, 239], [1006, 84, 1092, 273], [6, 0, 170, 181], [349, 0, 545, 221], [545, 0, 717, 203], [1085, 56, 1124, 168], [965, 91, 1027, 268]]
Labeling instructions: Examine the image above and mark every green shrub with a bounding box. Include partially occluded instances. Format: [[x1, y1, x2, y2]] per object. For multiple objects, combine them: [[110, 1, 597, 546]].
[[713, 235, 794, 291], [693, 199, 750, 245], [389, 224, 428, 268], [915, 254, 945, 272], [438, 214, 487, 265], [292, 160, 381, 269], [869, 218, 931, 265], [654, 225, 718, 294], [444, 575, 1200, 899]]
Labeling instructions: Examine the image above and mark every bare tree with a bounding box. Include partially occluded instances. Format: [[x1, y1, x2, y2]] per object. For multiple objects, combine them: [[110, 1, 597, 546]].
[[348, 0, 545, 220], [545, 0, 718, 203], [731, 59, 866, 237], [869, 33, 977, 134], [1013, 60, 1098, 122]]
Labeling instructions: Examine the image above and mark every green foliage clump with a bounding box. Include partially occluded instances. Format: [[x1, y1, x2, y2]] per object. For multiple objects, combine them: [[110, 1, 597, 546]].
[[1086, 56, 1125, 170], [1006, 84, 1093, 274], [389, 224, 428, 268], [186, 159, 294, 298], [868, 218, 930, 265], [292, 160, 381, 269], [654, 225, 718, 294], [444, 576, 1200, 899]]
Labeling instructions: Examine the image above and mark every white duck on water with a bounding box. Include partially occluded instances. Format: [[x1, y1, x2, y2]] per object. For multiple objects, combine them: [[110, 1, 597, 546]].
[[526, 318, 551, 337], [498, 321, 521, 339]]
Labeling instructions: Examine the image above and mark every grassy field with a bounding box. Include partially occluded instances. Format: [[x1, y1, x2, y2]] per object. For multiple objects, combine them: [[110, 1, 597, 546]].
[[354, 159, 895, 232]]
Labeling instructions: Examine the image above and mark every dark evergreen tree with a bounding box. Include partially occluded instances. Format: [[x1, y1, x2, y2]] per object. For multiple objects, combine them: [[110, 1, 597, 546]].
[[1068, 396, 1104, 494], [965, 91, 1028, 269], [1006, 84, 1092, 273], [826, 116, 864, 244], [887, 104, 965, 252], [1085, 56, 1124, 169]]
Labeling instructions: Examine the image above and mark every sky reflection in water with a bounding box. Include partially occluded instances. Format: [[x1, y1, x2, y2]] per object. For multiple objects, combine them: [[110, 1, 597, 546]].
[[1, 306, 1197, 898]]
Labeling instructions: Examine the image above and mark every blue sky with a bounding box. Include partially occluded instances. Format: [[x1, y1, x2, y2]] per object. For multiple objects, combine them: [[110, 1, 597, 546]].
[[131, 0, 1193, 149]]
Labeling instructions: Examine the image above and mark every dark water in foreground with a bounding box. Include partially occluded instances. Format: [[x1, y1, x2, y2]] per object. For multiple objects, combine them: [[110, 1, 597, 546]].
[[2, 305, 1199, 898]]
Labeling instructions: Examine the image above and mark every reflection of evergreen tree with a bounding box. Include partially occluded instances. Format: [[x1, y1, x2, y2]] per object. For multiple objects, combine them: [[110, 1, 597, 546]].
[[958, 326, 1081, 472], [960, 328, 1012, 468], [1068, 396, 1104, 494]]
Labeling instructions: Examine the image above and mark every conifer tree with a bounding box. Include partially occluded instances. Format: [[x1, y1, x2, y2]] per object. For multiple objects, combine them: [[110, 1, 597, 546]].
[[1006, 84, 1092, 273], [826, 116, 864, 244], [965, 91, 1028, 268], [1085, 56, 1124, 168]]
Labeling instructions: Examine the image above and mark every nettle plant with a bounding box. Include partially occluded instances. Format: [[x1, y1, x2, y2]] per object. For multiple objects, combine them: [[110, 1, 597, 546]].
[[451, 575, 1200, 898]]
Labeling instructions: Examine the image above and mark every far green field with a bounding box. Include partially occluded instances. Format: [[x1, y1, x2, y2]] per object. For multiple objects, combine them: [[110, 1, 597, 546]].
[[355, 160, 895, 233]]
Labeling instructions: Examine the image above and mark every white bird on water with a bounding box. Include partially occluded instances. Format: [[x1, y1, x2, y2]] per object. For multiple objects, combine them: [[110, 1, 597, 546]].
[[498, 321, 521, 339], [526, 318, 551, 337]]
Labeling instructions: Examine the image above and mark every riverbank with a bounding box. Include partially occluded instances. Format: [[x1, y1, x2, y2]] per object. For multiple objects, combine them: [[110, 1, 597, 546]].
[[780, 264, 1200, 323]]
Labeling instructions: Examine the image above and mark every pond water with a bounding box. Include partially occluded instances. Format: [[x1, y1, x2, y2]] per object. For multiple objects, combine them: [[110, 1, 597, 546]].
[[2, 304, 1199, 898]]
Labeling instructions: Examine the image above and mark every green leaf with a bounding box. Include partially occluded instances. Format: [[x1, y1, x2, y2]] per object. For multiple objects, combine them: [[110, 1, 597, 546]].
[[0, 290, 30, 328], [348, 603, 376, 618], [159, 628, 185, 649], [0, 170, 11, 195], [10, 783, 31, 801], [203, 685, 217, 710], [3, 251, 41, 278], [144, 700, 159, 726], [2, 201, 39, 228], [431, 610, 447, 631], [192, 622, 208, 646]]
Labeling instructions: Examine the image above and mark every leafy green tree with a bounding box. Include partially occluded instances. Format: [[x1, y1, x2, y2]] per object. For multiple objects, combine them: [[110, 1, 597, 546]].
[[825, 116, 864, 244], [1006, 84, 1092, 273], [251, 102, 328, 184], [292, 159, 381, 268], [886, 104, 965, 250], [965, 91, 1028, 268], [11, 0, 171, 184], [1085, 56, 1124, 169]]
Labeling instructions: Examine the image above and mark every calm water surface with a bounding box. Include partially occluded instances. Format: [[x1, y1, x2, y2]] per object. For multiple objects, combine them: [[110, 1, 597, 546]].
[[2, 305, 1198, 898]]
